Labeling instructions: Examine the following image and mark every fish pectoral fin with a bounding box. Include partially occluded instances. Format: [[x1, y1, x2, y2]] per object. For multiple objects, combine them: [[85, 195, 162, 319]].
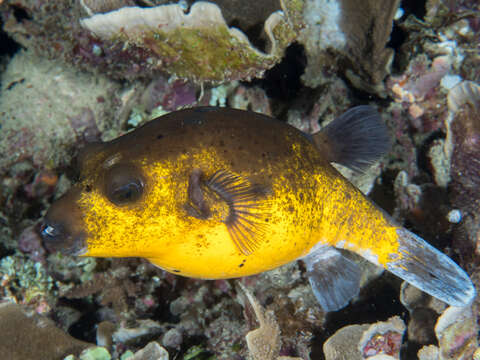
[[303, 246, 361, 312], [185, 168, 211, 219], [387, 228, 476, 307], [207, 170, 271, 256]]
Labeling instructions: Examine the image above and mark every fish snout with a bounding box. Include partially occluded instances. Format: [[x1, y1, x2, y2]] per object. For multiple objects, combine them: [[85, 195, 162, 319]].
[[41, 188, 87, 256]]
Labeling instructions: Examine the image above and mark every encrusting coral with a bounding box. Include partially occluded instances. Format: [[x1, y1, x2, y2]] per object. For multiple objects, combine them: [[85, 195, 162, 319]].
[[298, 0, 400, 95], [79, 1, 298, 83]]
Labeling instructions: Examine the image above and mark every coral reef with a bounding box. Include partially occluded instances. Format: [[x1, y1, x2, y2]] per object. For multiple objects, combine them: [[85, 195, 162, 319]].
[[417, 305, 478, 360], [79, 2, 297, 83], [0, 0, 478, 359], [1, 0, 300, 83], [0, 50, 121, 173], [0, 302, 92, 359], [323, 316, 405, 360], [128, 341, 169, 360], [446, 81, 480, 262], [0, 253, 54, 311], [298, 0, 400, 95]]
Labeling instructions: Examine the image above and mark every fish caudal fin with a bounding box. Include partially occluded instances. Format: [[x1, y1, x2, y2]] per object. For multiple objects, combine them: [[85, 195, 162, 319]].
[[387, 228, 476, 307], [313, 106, 391, 172], [303, 247, 361, 312]]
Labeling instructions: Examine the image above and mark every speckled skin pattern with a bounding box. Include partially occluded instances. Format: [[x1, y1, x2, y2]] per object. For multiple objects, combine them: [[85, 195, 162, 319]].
[[47, 107, 400, 279]]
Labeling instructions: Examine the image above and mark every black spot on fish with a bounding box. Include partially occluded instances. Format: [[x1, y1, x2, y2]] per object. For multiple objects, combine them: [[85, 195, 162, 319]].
[[157, 134, 164, 139]]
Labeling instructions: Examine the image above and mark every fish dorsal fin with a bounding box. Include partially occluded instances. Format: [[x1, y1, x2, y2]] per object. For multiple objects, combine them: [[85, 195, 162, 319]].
[[186, 169, 270, 255], [312, 106, 391, 172]]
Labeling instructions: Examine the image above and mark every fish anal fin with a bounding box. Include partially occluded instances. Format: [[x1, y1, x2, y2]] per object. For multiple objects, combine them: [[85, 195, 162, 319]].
[[206, 170, 271, 255], [303, 246, 361, 312], [386, 228, 475, 307]]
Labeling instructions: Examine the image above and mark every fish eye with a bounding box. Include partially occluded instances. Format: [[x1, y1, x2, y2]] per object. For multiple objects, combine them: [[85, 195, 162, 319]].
[[41, 223, 63, 240], [104, 164, 144, 206]]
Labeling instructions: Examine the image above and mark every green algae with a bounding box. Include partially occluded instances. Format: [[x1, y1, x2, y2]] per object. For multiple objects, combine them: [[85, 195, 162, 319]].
[[0, 255, 54, 302], [79, 347, 111, 360]]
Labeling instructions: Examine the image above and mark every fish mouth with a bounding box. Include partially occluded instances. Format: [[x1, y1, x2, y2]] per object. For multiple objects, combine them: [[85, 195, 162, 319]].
[[40, 220, 87, 256], [40, 187, 88, 256]]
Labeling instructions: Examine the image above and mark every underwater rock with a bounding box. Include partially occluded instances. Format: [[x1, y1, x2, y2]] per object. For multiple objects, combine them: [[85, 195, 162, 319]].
[[96, 321, 116, 350], [358, 316, 405, 359], [323, 324, 371, 360], [418, 345, 440, 360], [387, 55, 451, 133], [80, 2, 298, 83], [436, 306, 478, 360], [323, 316, 405, 360], [238, 282, 305, 360], [18, 224, 47, 264], [1, 1, 300, 82], [161, 281, 247, 359], [228, 84, 272, 116], [160, 328, 183, 350], [239, 282, 281, 360], [130, 341, 169, 360], [299, 0, 399, 95], [428, 139, 451, 188], [0, 254, 54, 311], [407, 308, 438, 346], [124, 76, 198, 128], [0, 302, 92, 359], [446, 81, 480, 261], [400, 282, 446, 315], [78, 347, 111, 360], [241, 262, 319, 358], [0, 50, 121, 174], [417, 305, 478, 360], [399, 282, 444, 348], [447, 81, 480, 212], [112, 319, 163, 344]]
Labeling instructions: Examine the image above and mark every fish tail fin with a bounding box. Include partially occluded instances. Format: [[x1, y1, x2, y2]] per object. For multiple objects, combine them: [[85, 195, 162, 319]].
[[387, 227, 475, 307], [312, 105, 391, 172]]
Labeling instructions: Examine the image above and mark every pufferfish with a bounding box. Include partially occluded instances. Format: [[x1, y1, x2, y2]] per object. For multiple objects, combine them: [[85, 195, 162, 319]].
[[41, 106, 475, 311]]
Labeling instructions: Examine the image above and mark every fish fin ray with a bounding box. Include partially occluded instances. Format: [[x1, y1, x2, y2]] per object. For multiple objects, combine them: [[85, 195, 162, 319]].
[[185, 169, 210, 219], [303, 246, 361, 312], [207, 170, 271, 255], [312, 105, 391, 172], [387, 228, 475, 307]]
